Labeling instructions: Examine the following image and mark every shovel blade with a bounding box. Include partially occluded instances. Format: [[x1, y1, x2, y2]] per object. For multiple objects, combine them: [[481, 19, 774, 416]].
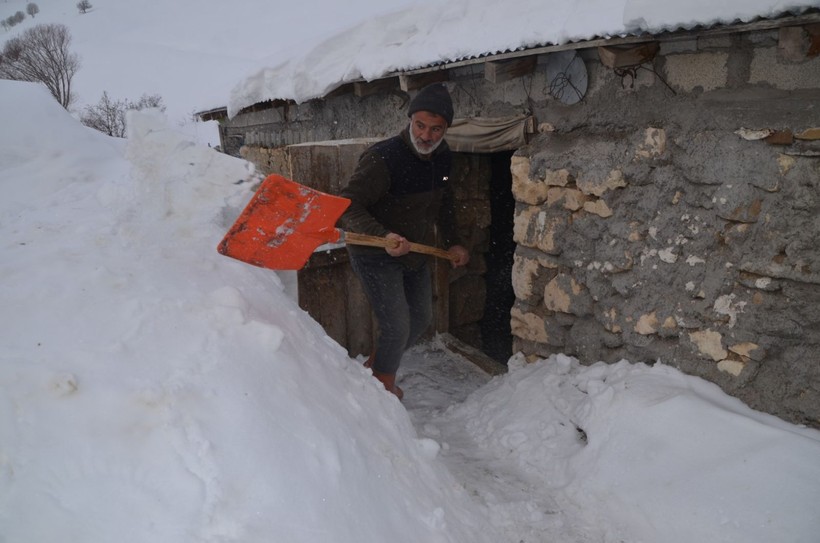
[[218, 174, 351, 270]]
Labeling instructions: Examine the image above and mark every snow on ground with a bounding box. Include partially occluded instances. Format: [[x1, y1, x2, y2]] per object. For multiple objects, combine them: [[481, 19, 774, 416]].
[[0, 81, 494, 543], [2, 79, 820, 543], [405, 346, 820, 542]]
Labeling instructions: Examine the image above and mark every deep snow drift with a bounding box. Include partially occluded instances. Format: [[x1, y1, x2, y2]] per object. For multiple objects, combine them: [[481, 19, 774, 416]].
[[1, 81, 819, 543], [0, 81, 495, 543]]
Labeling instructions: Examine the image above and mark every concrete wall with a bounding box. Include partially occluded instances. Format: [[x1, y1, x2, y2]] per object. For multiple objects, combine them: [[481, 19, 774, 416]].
[[224, 25, 820, 426]]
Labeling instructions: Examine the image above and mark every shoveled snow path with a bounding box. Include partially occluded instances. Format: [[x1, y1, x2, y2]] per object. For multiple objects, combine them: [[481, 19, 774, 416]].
[[399, 341, 590, 543]]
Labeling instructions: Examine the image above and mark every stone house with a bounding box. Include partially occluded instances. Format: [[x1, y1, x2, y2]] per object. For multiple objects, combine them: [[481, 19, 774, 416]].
[[201, 10, 820, 426]]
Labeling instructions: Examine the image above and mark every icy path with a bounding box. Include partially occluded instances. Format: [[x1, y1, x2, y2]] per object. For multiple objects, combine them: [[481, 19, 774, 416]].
[[399, 341, 588, 543], [392, 338, 820, 543]]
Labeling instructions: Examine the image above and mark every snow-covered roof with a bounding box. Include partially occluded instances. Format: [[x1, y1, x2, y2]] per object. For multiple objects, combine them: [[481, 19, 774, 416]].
[[227, 0, 819, 117]]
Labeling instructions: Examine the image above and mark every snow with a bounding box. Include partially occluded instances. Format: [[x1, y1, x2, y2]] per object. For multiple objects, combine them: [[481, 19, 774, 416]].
[[0, 81, 492, 543], [227, 0, 820, 113], [3, 0, 817, 132], [2, 0, 820, 541], [3, 78, 820, 543], [0, 0, 418, 145]]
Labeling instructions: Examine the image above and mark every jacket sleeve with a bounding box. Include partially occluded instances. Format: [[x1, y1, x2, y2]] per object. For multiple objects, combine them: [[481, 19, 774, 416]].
[[338, 150, 392, 237]]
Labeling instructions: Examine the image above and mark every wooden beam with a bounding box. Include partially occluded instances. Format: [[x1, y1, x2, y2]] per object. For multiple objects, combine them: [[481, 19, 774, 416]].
[[324, 82, 354, 99], [432, 255, 450, 335], [353, 77, 399, 97], [598, 42, 659, 68], [437, 333, 508, 376], [484, 56, 537, 83], [399, 70, 449, 92]]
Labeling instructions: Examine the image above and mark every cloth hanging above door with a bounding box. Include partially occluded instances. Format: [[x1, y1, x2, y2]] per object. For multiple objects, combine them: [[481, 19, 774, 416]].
[[445, 114, 535, 153]]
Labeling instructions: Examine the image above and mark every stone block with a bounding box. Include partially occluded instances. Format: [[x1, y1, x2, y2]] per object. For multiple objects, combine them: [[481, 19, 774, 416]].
[[776, 154, 796, 176], [545, 169, 573, 187], [513, 206, 568, 254], [628, 221, 645, 242], [728, 341, 765, 362], [510, 306, 550, 343], [600, 307, 623, 333], [577, 169, 627, 197], [713, 294, 747, 328], [634, 311, 659, 335], [546, 187, 587, 210], [511, 155, 548, 205], [717, 357, 746, 376], [511, 251, 558, 303], [714, 180, 764, 224], [634, 128, 667, 159], [795, 127, 820, 140], [764, 130, 795, 146], [544, 274, 593, 316], [689, 329, 728, 361], [583, 199, 614, 218]]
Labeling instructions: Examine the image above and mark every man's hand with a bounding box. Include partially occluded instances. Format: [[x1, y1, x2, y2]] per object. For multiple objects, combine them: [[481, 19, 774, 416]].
[[385, 232, 411, 257], [447, 245, 470, 268]]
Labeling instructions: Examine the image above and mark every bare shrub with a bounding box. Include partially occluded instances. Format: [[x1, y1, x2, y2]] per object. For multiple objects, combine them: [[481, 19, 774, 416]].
[[76, 1, 92, 14], [80, 92, 166, 137]]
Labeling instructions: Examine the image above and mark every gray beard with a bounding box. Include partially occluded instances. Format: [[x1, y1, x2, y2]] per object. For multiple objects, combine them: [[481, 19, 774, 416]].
[[411, 135, 443, 156]]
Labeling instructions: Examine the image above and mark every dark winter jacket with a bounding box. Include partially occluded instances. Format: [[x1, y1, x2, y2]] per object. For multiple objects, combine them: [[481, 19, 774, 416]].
[[338, 126, 458, 267]]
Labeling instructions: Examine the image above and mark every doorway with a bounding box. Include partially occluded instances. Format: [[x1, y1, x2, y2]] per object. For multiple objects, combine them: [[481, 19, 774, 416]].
[[481, 151, 516, 364], [287, 139, 519, 365], [447, 150, 516, 365]]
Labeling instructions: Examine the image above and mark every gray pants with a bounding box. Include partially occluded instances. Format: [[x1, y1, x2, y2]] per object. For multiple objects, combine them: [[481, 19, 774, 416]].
[[349, 252, 433, 375]]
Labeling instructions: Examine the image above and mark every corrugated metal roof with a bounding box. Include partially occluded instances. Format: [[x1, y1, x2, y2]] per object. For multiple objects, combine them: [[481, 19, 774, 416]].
[[218, 4, 820, 115], [390, 8, 820, 76]]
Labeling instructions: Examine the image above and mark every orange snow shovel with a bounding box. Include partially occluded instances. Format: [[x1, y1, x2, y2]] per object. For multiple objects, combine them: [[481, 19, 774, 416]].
[[217, 174, 457, 270]]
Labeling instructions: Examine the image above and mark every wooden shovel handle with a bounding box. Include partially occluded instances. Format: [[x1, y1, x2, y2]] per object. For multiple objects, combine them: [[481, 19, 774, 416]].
[[342, 231, 457, 262]]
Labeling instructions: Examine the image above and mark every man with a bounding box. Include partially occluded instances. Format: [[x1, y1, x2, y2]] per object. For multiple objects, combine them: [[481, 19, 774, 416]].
[[339, 82, 470, 399]]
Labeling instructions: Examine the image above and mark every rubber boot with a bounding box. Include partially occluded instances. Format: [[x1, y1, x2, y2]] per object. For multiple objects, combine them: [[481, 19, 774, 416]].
[[371, 370, 404, 400], [364, 351, 404, 399]]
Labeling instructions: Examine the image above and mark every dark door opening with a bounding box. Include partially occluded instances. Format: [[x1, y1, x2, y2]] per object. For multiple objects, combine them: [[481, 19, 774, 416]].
[[480, 151, 516, 364]]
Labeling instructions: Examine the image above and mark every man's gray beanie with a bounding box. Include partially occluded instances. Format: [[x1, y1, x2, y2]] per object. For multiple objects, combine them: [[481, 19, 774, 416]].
[[407, 83, 454, 126]]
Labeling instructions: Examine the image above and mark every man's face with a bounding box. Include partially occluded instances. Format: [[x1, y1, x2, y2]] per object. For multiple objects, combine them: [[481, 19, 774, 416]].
[[410, 111, 448, 155]]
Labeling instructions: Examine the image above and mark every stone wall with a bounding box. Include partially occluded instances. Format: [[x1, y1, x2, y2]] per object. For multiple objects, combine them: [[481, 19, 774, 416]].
[[510, 125, 820, 426], [509, 29, 820, 425]]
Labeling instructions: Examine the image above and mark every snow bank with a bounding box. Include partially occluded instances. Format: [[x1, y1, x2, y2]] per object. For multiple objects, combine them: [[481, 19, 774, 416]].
[[0, 80, 499, 543], [440, 353, 820, 542]]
